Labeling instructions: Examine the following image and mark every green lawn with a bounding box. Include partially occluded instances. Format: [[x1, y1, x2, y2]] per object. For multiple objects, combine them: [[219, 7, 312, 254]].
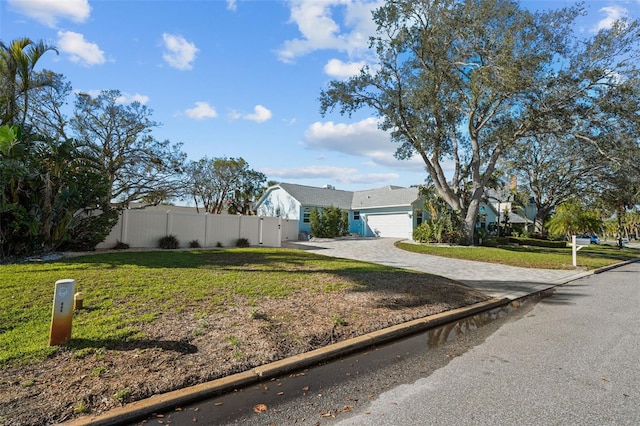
[[2, 243, 637, 368], [396, 241, 640, 270], [0, 248, 388, 367]]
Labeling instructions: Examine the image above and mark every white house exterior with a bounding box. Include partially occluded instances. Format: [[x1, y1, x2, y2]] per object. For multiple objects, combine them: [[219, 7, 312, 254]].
[[256, 183, 425, 240]]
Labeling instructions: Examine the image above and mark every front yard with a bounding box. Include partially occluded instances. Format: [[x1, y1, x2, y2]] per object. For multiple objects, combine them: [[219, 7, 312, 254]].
[[0, 248, 487, 425]]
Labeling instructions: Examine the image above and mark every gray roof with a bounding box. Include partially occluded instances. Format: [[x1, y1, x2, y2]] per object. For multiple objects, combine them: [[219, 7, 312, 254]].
[[352, 186, 419, 209], [278, 183, 353, 209], [276, 183, 420, 210]]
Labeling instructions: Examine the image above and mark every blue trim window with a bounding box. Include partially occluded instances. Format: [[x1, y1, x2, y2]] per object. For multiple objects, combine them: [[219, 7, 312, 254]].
[[303, 208, 311, 223], [353, 210, 360, 220]]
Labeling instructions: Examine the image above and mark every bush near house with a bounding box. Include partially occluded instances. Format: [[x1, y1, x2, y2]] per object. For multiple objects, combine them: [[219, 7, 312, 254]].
[[310, 205, 348, 238]]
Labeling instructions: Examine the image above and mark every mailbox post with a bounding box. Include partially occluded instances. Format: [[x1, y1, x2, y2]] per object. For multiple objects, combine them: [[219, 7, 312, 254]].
[[49, 279, 76, 346], [571, 235, 591, 267]]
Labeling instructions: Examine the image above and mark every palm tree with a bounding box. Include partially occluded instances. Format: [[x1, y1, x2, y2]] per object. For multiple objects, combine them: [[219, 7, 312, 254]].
[[0, 38, 58, 128], [546, 201, 602, 241]]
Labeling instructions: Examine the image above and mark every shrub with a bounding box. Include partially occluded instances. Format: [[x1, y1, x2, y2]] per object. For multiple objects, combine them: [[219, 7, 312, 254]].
[[310, 205, 349, 238], [235, 238, 250, 248], [158, 235, 180, 249], [413, 223, 433, 243], [113, 241, 129, 250], [508, 237, 566, 248], [59, 208, 120, 252], [482, 237, 509, 247], [189, 240, 201, 248], [216, 241, 223, 248]]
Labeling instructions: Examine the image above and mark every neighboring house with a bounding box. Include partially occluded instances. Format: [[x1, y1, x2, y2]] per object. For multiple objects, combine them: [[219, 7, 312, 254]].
[[483, 189, 537, 234], [256, 183, 427, 240]]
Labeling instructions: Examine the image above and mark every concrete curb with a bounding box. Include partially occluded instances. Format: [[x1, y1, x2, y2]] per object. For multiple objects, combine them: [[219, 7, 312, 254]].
[[63, 298, 511, 426]]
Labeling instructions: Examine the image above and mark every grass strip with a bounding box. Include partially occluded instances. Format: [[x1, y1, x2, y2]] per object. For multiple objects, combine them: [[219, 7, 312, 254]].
[[396, 241, 640, 270]]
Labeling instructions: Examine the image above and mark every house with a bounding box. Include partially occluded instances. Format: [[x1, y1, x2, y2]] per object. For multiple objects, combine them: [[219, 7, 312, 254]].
[[255, 183, 426, 240], [481, 189, 538, 235]]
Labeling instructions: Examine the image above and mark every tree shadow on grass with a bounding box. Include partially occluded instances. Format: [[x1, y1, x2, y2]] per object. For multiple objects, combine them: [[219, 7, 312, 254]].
[[67, 337, 198, 354]]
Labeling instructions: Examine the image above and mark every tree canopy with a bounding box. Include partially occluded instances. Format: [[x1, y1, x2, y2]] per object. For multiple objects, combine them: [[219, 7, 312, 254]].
[[186, 157, 266, 214], [320, 0, 640, 244], [71, 90, 187, 208]]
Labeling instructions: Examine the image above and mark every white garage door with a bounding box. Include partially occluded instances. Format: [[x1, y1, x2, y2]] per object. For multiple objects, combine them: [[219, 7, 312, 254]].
[[365, 213, 412, 239]]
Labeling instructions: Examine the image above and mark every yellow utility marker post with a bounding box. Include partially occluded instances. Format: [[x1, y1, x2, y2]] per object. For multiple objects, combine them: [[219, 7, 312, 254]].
[[49, 279, 76, 346]]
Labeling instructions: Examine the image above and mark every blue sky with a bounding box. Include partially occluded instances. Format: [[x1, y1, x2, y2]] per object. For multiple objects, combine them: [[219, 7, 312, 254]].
[[2, 0, 639, 193]]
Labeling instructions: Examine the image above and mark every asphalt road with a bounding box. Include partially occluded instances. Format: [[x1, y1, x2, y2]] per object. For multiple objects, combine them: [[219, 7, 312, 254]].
[[335, 261, 640, 426], [147, 262, 639, 425]]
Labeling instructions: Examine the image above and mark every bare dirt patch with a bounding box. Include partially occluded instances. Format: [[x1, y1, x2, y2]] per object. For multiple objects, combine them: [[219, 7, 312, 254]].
[[0, 252, 488, 426]]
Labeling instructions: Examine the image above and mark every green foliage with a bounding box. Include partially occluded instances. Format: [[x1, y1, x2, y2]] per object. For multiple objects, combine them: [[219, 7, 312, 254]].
[[0, 125, 114, 258], [73, 400, 88, 414], [480, 238, 500, 248], [331, 314, 347, 327], [546, 201, 602, 240], [71, 90, 186, 207], [158, 235, 180, 249], [413, 222, 433, 243], [413, 191, 462, 244], [319, 1, 640, 245], [112, 389, 131, 402], [235, 237, 250, 247], [113, 240, 130, 250], [309, 205, 348, 238], [189, 239, 201, 248], [60, 208, 119, 252], [508, 237, 566, 249], [186, 156, 265, 214]]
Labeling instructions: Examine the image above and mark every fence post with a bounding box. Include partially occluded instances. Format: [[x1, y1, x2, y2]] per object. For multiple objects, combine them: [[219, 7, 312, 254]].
[[259, 217, 264, 246], [204, 213, 208, 247], [166, 210, 172, 236], [120, 209, 129, 244]]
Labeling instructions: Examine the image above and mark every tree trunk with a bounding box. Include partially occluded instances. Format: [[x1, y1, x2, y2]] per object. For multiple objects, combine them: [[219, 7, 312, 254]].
[[462, 199, 481, 246], [534, 205, 553, 234]]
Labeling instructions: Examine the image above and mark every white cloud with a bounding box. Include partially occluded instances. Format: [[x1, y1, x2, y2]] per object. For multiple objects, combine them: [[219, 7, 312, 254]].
[[227, 0, 237, 11], [229, 105, 273, 123], [277, 0, 383, 63], [305, 117, 390, 156], [75, 90, 149, 105], [57, 31, 105, 66], [260, 165, 399, 185], [263, 165, 358, 179], [8, 0, 90, 27], [592, 6, 628, 31], [162, 33, 199, 70], [324, 58, 366, 79], [244, 105, 272, 123], [304, 118, 424, 171], [184, 102, 218, 120], [116, 92, 150, 105]]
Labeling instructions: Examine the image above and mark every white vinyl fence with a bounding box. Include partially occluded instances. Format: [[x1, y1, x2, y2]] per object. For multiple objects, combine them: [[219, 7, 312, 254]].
[[96, 209, 299, 249]]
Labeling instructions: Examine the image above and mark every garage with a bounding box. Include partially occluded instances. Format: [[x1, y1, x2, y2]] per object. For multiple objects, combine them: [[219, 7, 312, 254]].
[[364, 213, 413, 239]]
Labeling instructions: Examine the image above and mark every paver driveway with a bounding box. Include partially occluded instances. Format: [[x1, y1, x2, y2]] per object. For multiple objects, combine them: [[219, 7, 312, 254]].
[[284, 238, 591, 300]]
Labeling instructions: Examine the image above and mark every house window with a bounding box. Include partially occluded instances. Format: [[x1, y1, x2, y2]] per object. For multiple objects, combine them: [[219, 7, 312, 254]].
[[353, 210, 360, 220], [415, 209, 423, 226], [303, 207, 311, 223]]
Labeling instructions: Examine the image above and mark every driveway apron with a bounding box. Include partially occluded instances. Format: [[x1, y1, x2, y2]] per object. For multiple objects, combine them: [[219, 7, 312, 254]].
[[284, 238, 591, 300]]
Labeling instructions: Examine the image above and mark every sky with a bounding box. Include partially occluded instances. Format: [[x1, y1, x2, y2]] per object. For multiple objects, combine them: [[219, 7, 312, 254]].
[[1, 0, 639, 195]]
